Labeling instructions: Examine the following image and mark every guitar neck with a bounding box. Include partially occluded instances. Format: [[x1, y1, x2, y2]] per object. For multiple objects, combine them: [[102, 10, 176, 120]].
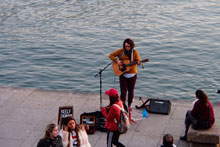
[[125, 59, 148, 66], [126, 61, 138, 66]]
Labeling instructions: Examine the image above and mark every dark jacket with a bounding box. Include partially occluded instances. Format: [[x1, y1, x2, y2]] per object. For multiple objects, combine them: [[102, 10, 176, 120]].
[[37, 135, 63, 147]]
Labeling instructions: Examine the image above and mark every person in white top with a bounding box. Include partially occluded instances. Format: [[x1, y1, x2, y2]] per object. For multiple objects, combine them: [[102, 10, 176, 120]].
[[59, 117, 91, 147]]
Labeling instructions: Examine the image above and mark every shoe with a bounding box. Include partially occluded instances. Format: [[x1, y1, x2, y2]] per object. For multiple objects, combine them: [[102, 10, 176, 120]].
[[180, 135, 187, 141]]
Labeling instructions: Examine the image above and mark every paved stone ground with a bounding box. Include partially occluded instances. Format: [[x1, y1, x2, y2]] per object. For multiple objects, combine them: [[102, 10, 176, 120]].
[[0, 86, 219, 147]]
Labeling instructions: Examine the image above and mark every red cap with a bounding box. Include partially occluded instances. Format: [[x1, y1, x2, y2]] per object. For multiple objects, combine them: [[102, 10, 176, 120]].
[[105, 88, 119, 97]]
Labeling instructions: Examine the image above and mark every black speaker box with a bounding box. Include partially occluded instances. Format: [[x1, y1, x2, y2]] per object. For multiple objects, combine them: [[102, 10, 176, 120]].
[[148, 99, 171, 115]]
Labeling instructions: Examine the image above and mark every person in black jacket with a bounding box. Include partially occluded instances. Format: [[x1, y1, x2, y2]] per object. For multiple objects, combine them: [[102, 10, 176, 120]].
[[37, 123, 63, 147], [161, 134, 176, 147]]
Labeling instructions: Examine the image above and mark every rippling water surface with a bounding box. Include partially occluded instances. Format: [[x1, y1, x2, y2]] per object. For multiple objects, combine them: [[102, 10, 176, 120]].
[[0, 0, 220, 103]]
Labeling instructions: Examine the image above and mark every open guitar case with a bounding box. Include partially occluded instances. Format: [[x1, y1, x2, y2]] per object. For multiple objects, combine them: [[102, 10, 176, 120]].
[[80, 111, 107, 134]]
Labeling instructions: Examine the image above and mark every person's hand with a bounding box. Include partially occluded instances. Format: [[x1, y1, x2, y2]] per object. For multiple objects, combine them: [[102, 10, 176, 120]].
[[63, 126, 68, 131], [117, 60, 123, 66], [79, 124, 86, 130], [84, 124, 89, 131]]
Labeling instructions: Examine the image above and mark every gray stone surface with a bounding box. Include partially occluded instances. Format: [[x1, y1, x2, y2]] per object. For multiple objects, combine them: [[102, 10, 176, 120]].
[[187, 119, 220, 144], [0, 86, 219, 147]]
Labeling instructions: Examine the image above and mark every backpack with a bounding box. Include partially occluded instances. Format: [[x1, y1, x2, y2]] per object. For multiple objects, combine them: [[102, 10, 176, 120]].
[[113, 104, 130, 134]]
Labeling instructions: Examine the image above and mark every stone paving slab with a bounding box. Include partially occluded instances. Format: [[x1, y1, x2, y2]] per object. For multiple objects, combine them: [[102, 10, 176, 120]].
[[0, 86, 219, 147]]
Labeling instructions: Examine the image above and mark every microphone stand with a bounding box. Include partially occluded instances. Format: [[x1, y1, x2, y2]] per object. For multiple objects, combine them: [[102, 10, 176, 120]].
[[95, 62, 112, 109]]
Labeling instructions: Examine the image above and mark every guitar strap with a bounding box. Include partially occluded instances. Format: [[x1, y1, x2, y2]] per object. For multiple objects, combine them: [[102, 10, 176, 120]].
[[131, 49, 134, 62]]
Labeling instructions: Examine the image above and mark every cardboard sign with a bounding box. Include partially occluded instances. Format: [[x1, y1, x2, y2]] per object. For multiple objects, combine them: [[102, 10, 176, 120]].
[[58, 106, 74, 127]]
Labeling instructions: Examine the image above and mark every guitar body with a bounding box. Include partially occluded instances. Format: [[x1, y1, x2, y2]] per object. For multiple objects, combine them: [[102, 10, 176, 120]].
[[112, 58, 149, 76], [112, 60, 132, 76]]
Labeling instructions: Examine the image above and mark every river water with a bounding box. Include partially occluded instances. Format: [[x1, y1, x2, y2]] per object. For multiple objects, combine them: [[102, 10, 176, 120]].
[[0, 0, 220, 103]]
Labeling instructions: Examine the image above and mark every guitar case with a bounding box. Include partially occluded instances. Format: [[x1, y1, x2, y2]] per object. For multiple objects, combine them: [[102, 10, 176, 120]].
[[80, 111, 107, 132]]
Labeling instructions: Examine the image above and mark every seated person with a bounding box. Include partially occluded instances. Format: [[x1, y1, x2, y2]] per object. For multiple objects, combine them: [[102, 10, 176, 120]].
[[59, 117, 91, 147], [37, 123, 63, 147], [180, 89, 215, 141], [161, 134, 176, 147]]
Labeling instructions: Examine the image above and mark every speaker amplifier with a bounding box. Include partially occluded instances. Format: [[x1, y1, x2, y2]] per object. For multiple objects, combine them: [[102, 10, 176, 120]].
[[148, 99, 171, 115]]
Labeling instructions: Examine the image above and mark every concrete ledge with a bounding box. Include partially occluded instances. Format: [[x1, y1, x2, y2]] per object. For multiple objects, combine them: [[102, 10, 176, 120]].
[[187, 120, 220, 147], [1, 86, 220, 147], [189, 143, 220, 147]]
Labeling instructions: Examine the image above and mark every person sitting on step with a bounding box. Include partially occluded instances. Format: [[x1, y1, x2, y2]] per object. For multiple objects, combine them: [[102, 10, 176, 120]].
[[180, 89, 215, 141]]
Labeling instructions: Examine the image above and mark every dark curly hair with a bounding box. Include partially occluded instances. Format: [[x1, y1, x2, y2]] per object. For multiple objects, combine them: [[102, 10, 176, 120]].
[[195, 89, 208, 104], [123, 38, 135, 50]]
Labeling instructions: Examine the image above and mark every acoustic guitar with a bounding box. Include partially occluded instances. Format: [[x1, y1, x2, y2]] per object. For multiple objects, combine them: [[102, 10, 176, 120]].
[[112, 58, 149, 76]]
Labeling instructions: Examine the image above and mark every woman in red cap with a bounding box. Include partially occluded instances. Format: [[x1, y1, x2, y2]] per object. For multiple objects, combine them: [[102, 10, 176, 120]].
[[101, 88, 125, 147]]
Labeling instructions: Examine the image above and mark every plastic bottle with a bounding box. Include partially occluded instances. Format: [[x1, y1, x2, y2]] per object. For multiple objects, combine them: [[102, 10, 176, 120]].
[[142, 109, 149, 118]]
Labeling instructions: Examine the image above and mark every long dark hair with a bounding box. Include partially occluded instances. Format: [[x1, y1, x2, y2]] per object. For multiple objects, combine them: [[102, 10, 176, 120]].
[[196, 89, 208, 104], [63, 116, 80, 147], [44, 123, 56, 139], [123, 38, 135, 50], [123, 38, 135, 60]]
